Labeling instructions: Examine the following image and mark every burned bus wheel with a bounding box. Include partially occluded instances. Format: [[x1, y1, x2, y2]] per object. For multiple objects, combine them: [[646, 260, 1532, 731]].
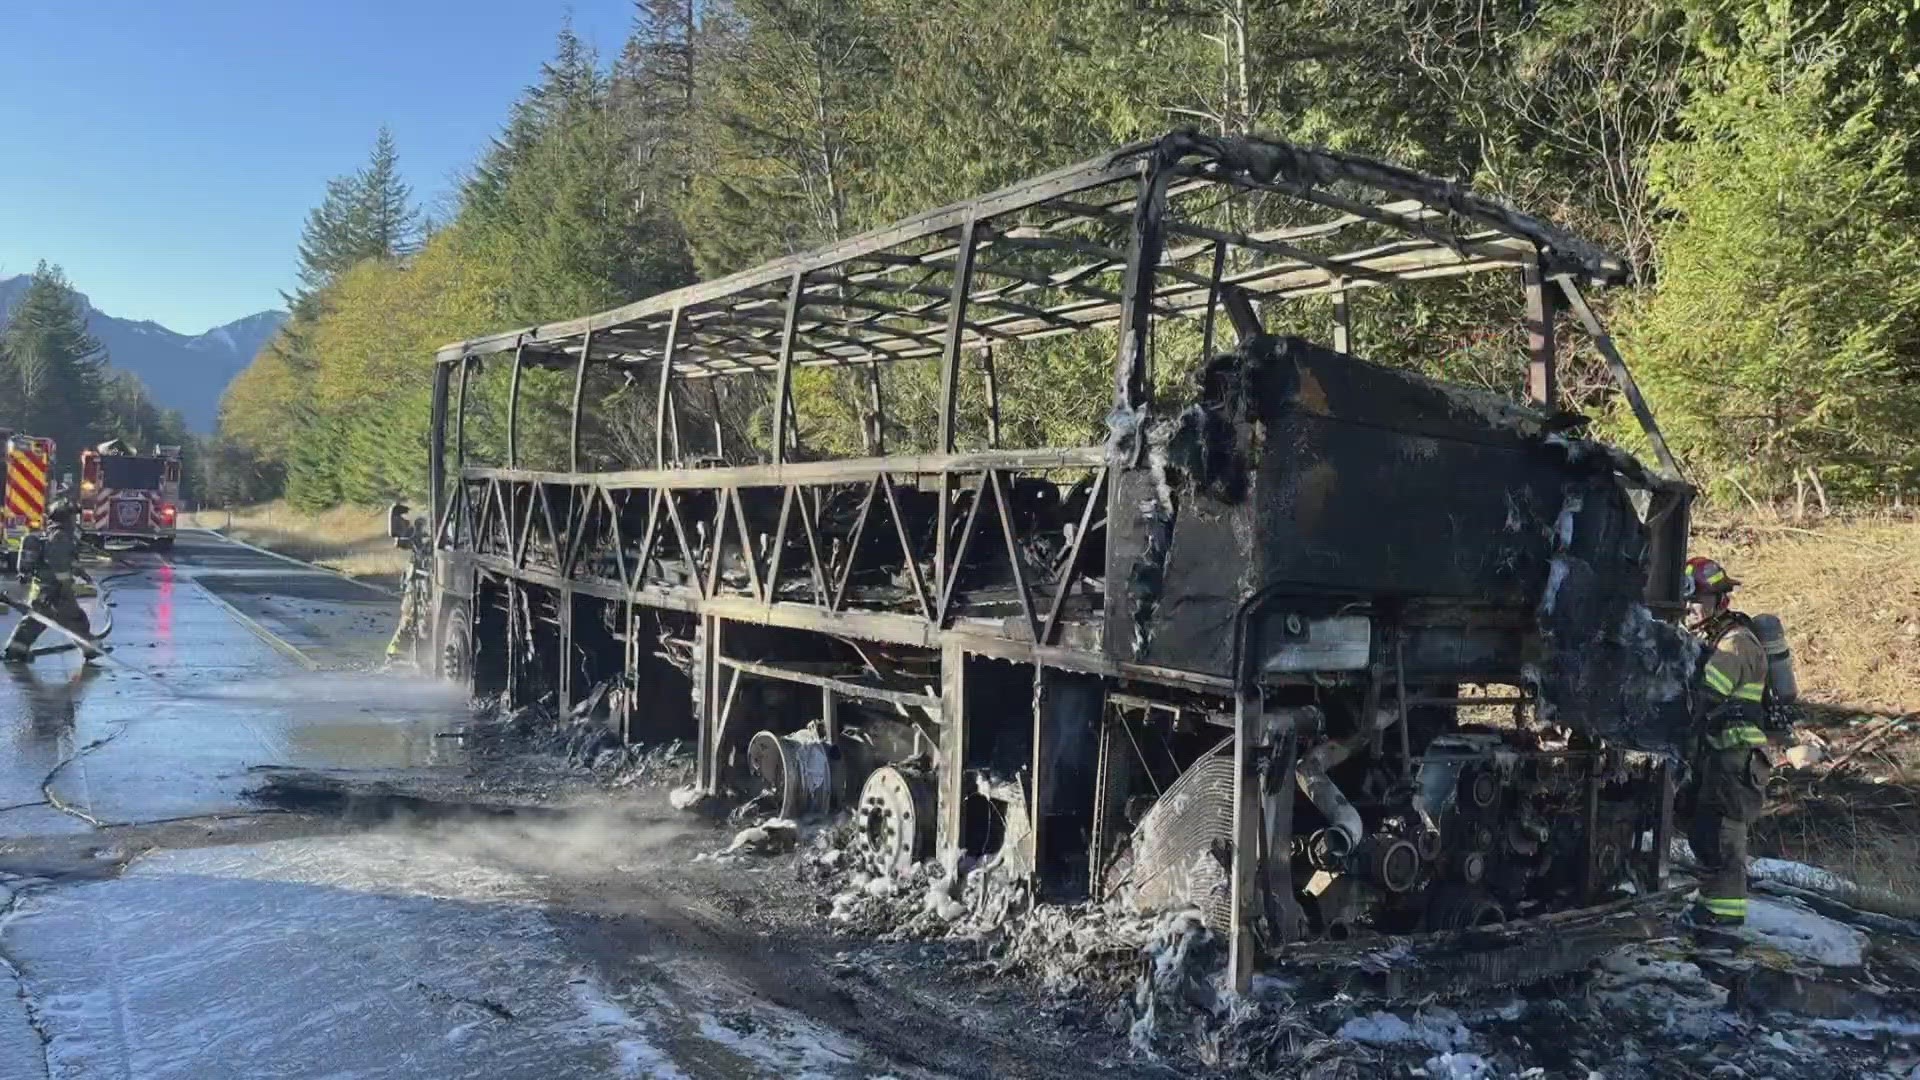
[[747, 730, 836, 819], [856, 765, 934, 876], [438, 604, 472, 686]]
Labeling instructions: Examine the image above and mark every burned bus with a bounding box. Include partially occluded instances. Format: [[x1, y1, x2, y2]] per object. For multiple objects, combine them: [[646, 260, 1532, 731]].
[[406, 131, 1697, 986]]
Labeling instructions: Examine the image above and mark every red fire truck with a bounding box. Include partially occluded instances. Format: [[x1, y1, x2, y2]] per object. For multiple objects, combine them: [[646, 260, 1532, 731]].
[[1, 430, 56, 569], [79, 440, 180, 551]]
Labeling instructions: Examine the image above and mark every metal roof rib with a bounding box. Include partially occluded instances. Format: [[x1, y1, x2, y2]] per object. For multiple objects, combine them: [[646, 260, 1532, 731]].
[[435, 131, 1627, 373]]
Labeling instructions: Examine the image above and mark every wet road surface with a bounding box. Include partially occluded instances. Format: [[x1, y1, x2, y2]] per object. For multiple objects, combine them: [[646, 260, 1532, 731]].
[[0, 531, 450, 838], [0, 532, 919, 1080]]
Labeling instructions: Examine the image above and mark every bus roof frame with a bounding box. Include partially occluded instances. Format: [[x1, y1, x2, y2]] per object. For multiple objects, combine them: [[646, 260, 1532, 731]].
[[433, 130, 1631, 382]]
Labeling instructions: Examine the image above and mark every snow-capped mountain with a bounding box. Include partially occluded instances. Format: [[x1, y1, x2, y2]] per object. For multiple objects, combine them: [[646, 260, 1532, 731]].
[[0, 275, 285, 434]]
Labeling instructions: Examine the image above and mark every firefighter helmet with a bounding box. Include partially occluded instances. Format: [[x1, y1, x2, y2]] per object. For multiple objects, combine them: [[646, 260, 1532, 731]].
[[45, 499, 76, 525], [1684, 555, 1738, 598]]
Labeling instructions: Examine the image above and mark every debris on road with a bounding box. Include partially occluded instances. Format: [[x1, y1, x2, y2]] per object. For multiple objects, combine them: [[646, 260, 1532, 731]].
[[718, 817, 799, 857]]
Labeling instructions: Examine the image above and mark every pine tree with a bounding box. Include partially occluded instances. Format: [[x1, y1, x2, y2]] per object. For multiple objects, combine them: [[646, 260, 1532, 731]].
[[462, 24, 691, 328], [464, 21, 605, 217], [1621, 18, 1920, 500], [683, 0, 891, 274], [289, 128, 421, 311], [291, 174, 368, 311], [357, 127, 421, 261], [0, 329, 19, 434], [615, 0, 703, 203], [0, 263, 107, 470], [284, 408, 346, 511]]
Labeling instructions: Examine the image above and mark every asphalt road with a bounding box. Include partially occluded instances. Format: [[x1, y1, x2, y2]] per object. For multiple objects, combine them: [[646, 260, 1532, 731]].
[[0, 531, 916, 1080]]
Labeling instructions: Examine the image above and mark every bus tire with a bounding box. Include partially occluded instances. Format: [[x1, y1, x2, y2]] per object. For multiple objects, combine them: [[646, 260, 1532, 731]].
[[437, 603, 472, 687]]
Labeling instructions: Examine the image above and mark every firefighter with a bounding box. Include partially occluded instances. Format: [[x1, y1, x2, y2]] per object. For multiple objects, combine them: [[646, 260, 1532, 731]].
[[2, 499, 98, 662], [1682, 555, 1772, 928], [385, 512, 432, 666]]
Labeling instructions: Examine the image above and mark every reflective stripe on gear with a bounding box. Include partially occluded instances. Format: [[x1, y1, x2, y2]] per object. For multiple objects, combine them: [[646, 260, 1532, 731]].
[[1707, 725, 1769, 749], [1702, 664, 1735, 696], [1733, 682, 1765, 702], [1701, 896, 1747, 919]]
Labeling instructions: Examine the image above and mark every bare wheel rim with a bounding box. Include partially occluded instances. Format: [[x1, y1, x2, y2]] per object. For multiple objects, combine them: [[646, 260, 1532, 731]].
[[440, 609, 470, 683]]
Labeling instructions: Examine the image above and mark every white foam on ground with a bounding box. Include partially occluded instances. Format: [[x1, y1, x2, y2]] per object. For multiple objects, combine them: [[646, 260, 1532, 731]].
[[1424, 1051, 1494, 1079], [568, 978, 689, 1080], [1592, 946, 1729, 1035], [1811, 1016, 1920, 1039], [692, 1010, 861, 1080], [0, 835, 687, 1079], [1749, 858, 1857, 897], [1739, 898, 1867, 967], [1338, 1008, 1471, 1053]]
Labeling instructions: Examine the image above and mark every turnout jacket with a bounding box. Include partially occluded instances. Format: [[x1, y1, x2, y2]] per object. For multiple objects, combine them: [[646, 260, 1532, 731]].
[[1697, 613, 1770, 749]]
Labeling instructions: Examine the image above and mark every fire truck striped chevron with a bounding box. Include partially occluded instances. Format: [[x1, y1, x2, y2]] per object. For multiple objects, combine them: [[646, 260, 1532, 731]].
[[5, 443, 49, 522]]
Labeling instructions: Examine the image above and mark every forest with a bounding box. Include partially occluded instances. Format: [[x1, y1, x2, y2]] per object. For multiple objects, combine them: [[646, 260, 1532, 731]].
[[214, 0, 1920, 511], [0, 264, 194, 483]]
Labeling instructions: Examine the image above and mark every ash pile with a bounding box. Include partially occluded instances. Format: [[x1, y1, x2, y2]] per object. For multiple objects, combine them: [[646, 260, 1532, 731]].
[[464, 686, 694, 788], [716, 775, 1920, 1077]]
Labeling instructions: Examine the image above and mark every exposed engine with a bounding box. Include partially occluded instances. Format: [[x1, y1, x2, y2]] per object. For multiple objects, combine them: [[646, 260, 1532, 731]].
[[1292, 718, 1668, 937], [1088, 692, 1672, 946]]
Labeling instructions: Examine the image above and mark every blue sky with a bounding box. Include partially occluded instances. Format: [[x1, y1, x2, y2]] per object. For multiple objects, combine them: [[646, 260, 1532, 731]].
[[0, 1, 634, 335]]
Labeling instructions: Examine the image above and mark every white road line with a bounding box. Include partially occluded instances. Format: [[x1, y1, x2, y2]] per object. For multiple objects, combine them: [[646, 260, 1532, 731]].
[[183, 528, 400, 598], [184, 578, 321, 672]]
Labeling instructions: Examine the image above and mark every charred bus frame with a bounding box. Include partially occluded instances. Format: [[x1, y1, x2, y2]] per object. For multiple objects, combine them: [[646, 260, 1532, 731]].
[[416, 131, 1693, 988]]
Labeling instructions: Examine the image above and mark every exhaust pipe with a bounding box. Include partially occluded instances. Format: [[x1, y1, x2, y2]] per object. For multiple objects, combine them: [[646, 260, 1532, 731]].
[[1296, 756, 1363, 862], [1293, 707, 1395, 863]]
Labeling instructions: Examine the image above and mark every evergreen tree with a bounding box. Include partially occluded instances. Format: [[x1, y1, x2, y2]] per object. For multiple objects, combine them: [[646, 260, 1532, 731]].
[[1621, 11, 1920, 500], [0, 263, 107, 471], [97, 369, 190, 453], [212, 0, 1920, 509], [615, 0, 704, 203], [0, 331, 17, 433], [463, 20, 604, 217], [196, 435, 284, 508], [356, 126, 422, 261], [292, 175, 365, 310], [290, 128, 422, 310], [465, 26, 691, 323], [684, 0, 892, 274], [284, 408, 347, 511]]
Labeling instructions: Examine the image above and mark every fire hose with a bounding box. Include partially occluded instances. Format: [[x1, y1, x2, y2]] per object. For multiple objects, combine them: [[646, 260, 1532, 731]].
[[0, 586, 117, 663]]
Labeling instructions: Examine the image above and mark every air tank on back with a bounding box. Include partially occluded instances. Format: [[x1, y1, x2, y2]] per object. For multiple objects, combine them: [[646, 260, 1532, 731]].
[[1749, 612, 1799, 705]]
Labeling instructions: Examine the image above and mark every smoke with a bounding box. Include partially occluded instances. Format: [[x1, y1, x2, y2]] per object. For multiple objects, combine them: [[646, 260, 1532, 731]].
[[409, 803, 694, 880], [243, 765, 699, 880], [181, 672, 469, 714]]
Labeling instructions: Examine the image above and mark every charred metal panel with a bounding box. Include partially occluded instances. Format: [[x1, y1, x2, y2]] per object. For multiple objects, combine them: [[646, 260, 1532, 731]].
[[1531, 476, 1697, 752], [1110, 335, 1694, 750], [1112, 336, 1568, 668], [1032, 670, 1105, 899]]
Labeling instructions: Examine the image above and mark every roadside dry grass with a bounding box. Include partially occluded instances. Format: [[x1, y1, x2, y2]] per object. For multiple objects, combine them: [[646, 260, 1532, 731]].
[[1694, 510, 1920, 716], [184, 500, 408, 591], [1690, 509, 1920, 914]]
